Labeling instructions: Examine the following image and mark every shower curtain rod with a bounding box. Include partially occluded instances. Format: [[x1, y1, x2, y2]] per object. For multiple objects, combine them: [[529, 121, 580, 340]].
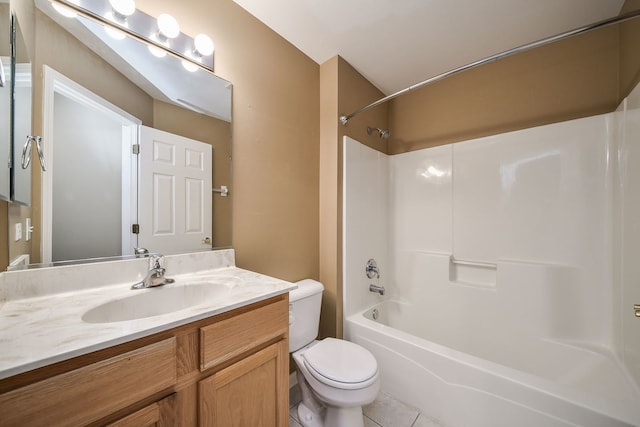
[[338, 8, 640, 126]]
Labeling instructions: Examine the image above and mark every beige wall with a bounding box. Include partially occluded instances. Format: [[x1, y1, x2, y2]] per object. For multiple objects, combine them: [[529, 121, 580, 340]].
[[136, 0, 320, 282], [387, 14, 640, 154], [387, 26, 621, 153], [319, 57, 388, 339], [620, 1, 640, 97], [152, 100, 232, 248], [0, 4, 9, 57]]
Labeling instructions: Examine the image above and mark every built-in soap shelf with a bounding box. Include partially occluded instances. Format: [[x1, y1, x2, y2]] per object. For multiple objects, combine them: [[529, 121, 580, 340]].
[[449, 256, 497, 288]]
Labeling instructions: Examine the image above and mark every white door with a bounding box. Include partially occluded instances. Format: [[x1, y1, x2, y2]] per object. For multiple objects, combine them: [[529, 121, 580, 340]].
[[138, 126, 212, 254]]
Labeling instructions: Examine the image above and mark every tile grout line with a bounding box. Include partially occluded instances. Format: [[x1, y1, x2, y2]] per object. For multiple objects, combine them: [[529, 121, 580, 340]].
[[365, 414, 383, 427]]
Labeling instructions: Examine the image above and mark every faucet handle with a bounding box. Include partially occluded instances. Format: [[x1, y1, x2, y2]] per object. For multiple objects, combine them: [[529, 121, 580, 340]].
[[365, 258, 380, 279], [134, 247, 149, 256], [149, 254, 164, 269]]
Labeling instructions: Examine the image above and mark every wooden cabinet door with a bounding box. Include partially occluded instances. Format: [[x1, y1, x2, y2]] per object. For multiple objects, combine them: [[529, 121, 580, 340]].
[[198, 340, 289, 427], [107, 394, 176, 427]]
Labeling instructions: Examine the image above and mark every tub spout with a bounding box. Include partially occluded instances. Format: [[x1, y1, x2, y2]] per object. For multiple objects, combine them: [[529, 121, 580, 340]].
[[369, 284, 385, 296]]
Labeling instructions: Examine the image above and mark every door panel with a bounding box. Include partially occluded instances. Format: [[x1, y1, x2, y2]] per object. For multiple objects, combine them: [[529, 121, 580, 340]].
[[139, 126, 212, 254]]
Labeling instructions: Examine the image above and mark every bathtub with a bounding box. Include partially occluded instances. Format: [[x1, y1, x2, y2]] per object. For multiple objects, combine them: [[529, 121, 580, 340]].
[[345, 300, 640, 427]]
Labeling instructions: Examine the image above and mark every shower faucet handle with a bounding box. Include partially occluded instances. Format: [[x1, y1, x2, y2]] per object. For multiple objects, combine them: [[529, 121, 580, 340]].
[[365, 258, 380, 279]]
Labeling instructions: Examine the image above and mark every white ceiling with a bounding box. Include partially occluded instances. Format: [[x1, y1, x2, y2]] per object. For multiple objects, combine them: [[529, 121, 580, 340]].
[[233, 0, 625, 95]]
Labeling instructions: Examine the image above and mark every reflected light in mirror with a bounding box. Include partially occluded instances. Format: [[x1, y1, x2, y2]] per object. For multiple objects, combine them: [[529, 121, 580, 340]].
[[148, 40, 167, 57], [182, 58, 199, 72], [104, 14, 127, 39], [52, 0, 79, 18]]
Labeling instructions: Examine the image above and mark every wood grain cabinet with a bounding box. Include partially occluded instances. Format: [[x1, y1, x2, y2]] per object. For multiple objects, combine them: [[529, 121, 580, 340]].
[[0, 294, 289, 427], [106, 394, 177, 427], [199, 340, 289, 427]]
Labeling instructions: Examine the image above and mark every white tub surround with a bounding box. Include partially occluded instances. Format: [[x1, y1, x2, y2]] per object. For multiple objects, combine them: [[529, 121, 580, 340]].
[[342, 82, 640, 426], [0, 249, 296, 380]]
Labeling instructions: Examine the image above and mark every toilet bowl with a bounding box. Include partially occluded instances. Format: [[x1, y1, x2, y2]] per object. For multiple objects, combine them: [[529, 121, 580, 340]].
[[290, 280, 380, 427]]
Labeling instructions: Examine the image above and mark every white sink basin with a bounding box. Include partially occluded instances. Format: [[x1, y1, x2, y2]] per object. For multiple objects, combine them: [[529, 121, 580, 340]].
[[82, 282, 232, 323]]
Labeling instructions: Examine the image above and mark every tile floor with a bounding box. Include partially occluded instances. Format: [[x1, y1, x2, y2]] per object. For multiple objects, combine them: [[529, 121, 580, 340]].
[[289, 384, 446, 427]]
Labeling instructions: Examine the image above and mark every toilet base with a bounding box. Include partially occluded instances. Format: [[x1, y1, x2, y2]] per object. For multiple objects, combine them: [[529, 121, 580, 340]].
[[297, 402, 365, 427], [325, 405, 365, 427], [297, 402, 324, 427]]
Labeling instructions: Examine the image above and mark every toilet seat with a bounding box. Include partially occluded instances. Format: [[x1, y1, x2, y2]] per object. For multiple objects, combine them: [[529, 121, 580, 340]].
[[302, 338, 378, 390]]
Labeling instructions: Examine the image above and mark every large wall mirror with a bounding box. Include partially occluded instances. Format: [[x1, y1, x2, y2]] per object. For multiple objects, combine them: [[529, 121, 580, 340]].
[[8, 0, 232, 268]]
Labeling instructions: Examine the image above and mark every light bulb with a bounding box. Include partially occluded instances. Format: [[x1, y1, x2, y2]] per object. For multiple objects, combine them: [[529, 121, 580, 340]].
[[194, 34, 214, 57], [109, 0, 135, 17], [157, 13, 180, 39]]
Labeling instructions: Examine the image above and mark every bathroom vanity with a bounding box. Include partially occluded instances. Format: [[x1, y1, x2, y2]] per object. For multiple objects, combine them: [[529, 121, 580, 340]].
[[0, 250, 294, 426]]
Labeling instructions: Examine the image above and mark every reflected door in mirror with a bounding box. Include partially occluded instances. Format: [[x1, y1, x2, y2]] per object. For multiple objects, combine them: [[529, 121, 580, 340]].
[[138, 126, 212, 254]]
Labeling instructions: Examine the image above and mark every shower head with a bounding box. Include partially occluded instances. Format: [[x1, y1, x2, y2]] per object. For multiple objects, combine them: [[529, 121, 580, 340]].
[[367, 126, 391, 140]]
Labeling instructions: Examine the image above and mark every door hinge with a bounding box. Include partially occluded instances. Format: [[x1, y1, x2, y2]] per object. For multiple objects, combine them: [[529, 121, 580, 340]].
[[132, 144, 140, 155], [132, 224, 140, 234]]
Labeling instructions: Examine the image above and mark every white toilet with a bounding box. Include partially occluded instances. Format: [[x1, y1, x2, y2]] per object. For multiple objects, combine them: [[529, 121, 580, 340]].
[[289, 279, 380, 427]]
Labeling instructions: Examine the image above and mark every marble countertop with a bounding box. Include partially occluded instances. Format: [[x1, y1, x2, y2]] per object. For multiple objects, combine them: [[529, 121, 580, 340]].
[[0, 250, 296, 380]]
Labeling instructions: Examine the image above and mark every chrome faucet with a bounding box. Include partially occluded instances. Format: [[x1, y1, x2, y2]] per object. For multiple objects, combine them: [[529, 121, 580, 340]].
[[369, 284, 385, 296], [133, 247, 149, 257], [365, 259, 380, 279], [132, 254, 175, 289]]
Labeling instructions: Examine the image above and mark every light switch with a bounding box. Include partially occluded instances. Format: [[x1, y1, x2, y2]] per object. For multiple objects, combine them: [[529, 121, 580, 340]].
[[14, 223, 22, 241]]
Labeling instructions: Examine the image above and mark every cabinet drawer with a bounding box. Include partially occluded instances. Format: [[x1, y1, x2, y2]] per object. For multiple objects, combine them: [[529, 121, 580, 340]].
[[0, 337, 176, 427], [107, 393, 176, 427], [200, 296, 288, 371]]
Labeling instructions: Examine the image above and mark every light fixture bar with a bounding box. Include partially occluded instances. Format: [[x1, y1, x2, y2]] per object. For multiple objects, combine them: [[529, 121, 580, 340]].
[[48, 0, 214, 72]]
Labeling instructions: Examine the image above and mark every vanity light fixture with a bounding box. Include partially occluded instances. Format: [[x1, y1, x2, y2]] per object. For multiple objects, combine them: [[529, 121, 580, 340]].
[[194, 34, 214, 57], [105, 0, 135, 39], [151, 13, 179, 54], [47, 0, 215, 71], [109, 0, 135, 20], [181, 34, 214, 72], [157, 13, 180, 41]]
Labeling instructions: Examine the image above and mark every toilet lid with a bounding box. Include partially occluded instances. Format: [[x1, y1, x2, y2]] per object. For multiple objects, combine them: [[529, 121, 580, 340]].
[[302, 338, 377, 385]]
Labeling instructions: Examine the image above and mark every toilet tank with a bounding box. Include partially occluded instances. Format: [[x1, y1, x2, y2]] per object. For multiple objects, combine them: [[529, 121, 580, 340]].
[[289, 279, 324, 352]]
